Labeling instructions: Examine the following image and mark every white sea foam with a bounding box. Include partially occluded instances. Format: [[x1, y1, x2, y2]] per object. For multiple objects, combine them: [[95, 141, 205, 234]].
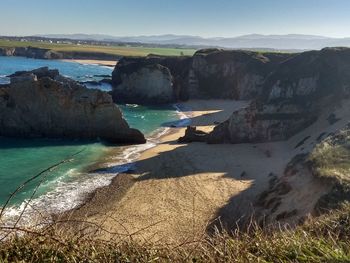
[[173, 103, 192, 127], [0, 104, 191, 229], [0, 75, 10, 85], [125, 104, 139, 108]]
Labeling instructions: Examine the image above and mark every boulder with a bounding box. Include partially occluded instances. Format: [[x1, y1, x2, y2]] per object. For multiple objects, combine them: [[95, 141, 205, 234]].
[[178, 126, 209, 143], [8, 67, 59, 79], [10, 73, 37, 84], [0, 68, 146, 144]]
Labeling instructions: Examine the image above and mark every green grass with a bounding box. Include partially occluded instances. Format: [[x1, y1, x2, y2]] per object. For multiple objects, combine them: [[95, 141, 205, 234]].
[[0, 39, 197, 57], [307, 128, 350, 212], [308, 129, 350, 184]]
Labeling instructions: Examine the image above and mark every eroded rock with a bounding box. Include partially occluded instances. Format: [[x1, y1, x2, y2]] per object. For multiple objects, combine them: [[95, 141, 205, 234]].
[[178, 126, 209, 143], [111, 50, 291, 104], [0, 68, 146, 144]]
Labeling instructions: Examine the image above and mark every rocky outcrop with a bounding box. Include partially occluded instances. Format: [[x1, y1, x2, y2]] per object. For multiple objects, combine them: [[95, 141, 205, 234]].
[[207, 47, 350, 144], [112, 55, 192, 104], [0, 46, 121, 61], [0, 47, 63, 59], [112, 63, 174, 104], [111, 49, 292, 104], [0, 67, 145, 144], [188, 49, 291, 100], [8, 67, 60, 79], [112, 47, 350, 144], [178, 126, 209, 143], [262, 47, 350, 103], [208, 102, 317, 144]]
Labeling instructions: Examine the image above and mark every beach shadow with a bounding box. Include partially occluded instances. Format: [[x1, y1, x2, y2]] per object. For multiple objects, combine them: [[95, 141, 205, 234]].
[[91, 142, 250, 180], [206, 185, 261, 234], [90, 139, 275, 233]]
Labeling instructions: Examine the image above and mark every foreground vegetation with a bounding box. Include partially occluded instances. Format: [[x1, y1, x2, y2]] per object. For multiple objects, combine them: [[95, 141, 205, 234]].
[[309, 127, 350, 183], [0, 39, 197, 57], [307, 127, 350, 214], [1, 204, 350, 262]]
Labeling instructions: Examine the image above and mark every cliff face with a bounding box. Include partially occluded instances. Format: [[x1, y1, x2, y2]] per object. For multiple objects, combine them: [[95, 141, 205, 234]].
[[208, 47, 350, 144], [0, 47, 64, 59], [112, 60, 175, 104], [0, 67, 145, 144], [112, 55, 192, 104], [262, 47, 350, 103], [111, 49, 292, 104], [188, 49, 291, 100], [0, 46, 121, 61]]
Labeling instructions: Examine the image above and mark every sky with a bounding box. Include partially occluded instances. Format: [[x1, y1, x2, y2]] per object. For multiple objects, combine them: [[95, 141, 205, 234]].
[[1, 0, 350, 38]]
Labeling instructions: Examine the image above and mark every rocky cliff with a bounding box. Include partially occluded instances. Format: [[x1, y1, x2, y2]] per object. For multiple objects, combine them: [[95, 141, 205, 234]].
[[112, 47, 350, 143], [111, 49, 292, 104], [112, 61, 175, 104], [112, 55, 192, 104], [0, 67, 145, 144], [207, 47, 350, 144], [0, 46, 121, 61]]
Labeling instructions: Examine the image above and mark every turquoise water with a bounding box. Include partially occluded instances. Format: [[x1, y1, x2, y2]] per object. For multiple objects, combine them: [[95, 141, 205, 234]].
[[0, 56, 113, 84], [0, 57, 180, 211]]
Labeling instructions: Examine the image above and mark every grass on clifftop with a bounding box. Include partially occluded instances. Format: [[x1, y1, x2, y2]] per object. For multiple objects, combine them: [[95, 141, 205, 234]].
[[0, 39, 197, 57], [308, 128, 350, 184], [307, 127, 350, 213]]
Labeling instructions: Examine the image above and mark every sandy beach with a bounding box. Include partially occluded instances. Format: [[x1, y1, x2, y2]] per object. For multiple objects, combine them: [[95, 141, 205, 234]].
[[62, 59, 117, 67], [62, 100, 285, 245], [62, 98, 350, 246]]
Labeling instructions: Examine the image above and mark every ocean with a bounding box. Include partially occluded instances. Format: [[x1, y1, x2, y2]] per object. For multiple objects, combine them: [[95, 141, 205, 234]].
[[0, 56, 182, 222]]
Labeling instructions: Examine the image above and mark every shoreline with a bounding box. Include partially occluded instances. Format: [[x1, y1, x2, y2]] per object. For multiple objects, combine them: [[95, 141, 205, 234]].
[[58, 103, 191, 216], [61, 59, 117, 67]]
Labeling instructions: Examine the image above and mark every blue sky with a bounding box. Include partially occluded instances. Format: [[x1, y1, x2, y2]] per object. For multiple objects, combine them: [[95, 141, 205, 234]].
[[1, 0, 350, 37]]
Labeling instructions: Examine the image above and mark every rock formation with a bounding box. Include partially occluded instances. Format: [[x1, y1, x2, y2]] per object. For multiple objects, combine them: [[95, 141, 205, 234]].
[[112, 62, 175, 104], [111, 49, 292, 104], [0, 67, 145, 144], [178, 126, 209, 143], [188, 49, 291, 100], [0, 46, 121, 61], [112, 55, 192, 104], [179, 47, 350, 144], [209, 47, 350, 144]]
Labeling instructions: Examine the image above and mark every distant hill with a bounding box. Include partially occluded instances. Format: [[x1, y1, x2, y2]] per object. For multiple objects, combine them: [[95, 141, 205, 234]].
[[36, 33, 350, 50]]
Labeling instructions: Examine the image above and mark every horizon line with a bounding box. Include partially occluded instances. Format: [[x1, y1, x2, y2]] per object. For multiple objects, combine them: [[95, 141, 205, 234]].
[[2, 33, 350, 39]]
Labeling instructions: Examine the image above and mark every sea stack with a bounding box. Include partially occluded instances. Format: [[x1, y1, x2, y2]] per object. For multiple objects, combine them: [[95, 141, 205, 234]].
[[0, 67, 146, 144]]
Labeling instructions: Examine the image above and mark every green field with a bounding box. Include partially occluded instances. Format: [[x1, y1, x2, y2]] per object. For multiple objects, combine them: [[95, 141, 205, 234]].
[[0, 39, 197, 57]]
